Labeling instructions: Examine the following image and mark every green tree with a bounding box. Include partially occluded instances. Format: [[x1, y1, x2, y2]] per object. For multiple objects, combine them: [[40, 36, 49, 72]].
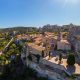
[[28, 54, 32, 61], [42, 50, 44, 58], [67, 54, 75, 66], [36, 54, 40, 63], [10, 43, 16, 49], [0, 54, 6, 65], [59, 53, 62, 64]]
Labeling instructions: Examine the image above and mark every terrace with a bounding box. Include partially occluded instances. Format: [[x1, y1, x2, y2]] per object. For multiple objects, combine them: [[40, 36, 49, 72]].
[[27, 43, 45, 55], [44, 56, 80, 75]]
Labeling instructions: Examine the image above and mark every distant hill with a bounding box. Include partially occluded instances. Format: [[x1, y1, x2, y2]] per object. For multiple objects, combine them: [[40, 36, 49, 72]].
[[0, 24, 80, 34], [0, 27, 38, 33]]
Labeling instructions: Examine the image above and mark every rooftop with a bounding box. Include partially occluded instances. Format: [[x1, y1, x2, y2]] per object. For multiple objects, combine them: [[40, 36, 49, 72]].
[[27, 43, 45, 55], [59, 39, 70, 44]]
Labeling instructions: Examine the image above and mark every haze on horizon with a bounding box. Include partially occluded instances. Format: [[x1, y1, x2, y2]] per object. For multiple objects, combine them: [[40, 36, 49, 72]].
[[0, 0, 80, 28]]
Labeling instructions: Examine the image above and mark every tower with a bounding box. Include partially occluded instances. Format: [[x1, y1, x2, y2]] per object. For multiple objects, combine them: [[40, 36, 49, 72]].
[[57, 30, 61, 41]]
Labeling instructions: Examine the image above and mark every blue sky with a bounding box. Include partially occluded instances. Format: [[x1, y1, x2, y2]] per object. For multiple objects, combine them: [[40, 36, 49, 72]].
[[0, 0, 80, 28]]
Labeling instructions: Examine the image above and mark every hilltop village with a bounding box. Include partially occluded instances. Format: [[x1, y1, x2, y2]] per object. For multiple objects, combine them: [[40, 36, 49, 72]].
[[0, 24, 80, 80], [20, 26, 80, 80]]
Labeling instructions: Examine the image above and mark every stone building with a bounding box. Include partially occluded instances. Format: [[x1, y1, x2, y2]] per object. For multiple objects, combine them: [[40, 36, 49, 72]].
[[57, 40, 71, 50]]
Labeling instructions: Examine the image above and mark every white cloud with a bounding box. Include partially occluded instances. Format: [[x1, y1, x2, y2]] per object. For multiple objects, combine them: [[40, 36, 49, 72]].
[[53, 0, 79, 5], [64, 0, 79, 4]]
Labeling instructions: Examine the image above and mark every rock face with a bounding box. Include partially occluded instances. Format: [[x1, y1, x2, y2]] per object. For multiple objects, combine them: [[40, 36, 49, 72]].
[[75, 77, 80, 80], [67, 25, 80, 51]]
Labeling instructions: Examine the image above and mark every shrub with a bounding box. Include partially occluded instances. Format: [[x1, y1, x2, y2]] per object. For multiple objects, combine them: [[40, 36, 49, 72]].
[[59, 53, 62, 61], [35, 54, 40, 63], [27, 54, 32, 61], [67, 54, 75, 66]]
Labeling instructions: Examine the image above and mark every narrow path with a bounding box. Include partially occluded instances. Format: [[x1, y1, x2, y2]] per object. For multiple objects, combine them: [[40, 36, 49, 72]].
[[2, 37, 14, 52]]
